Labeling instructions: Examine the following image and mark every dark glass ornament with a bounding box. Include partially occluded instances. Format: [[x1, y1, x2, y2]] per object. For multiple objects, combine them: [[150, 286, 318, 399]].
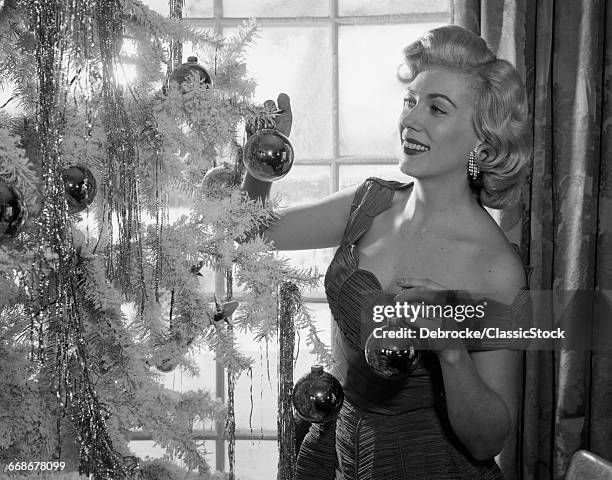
[[155, 338, 189, 373], [364, 323, 419, 379], [169, 56, 212, 88], [292, 365, 344, 423], [243, 129, 294, 181], [202, 163, 236, 188], [0, 179, 27, 240], [62, 165, 97, 214], [156, 355, 180, 373]]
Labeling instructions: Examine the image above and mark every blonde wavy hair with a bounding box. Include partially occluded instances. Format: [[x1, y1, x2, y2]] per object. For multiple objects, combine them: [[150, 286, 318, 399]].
[[402, 25, 531, 209]]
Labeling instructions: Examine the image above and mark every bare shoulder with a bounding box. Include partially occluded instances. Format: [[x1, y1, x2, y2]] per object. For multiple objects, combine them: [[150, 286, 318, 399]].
[[468, 214, 526, 303]]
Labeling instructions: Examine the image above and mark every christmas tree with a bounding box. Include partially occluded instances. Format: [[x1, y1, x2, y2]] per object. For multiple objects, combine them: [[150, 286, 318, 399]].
[[0, 1, 329, 478]]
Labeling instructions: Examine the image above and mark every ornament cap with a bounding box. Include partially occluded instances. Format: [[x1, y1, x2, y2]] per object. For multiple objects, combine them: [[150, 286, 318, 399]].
[[187, 56, 198, 63]]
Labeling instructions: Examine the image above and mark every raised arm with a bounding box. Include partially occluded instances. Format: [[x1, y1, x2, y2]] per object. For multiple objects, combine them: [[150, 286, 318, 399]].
[[241, 93, 357, 251], [260, 186, 359, 250]]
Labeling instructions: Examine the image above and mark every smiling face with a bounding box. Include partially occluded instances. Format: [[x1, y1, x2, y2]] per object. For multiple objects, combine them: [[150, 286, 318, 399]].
[[397, 68, 480, 181]]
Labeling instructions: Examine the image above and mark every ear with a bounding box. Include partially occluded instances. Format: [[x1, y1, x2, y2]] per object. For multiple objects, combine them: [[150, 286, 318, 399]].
[[476, 143, 491, 163]]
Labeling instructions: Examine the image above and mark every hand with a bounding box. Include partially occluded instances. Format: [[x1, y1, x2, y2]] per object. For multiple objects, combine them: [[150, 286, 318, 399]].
[[241, 93, 293, 202], [393, 277, 466, 359], [246, 93, 293, 139], [265, 93, 292, 137]]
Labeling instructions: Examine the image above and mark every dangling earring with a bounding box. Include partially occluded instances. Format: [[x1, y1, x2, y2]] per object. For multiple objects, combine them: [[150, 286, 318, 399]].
[[468, 148, 480, 179]]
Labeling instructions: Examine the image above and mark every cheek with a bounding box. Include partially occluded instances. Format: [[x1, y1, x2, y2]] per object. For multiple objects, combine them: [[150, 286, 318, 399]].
[[436, 122, 476, 153]]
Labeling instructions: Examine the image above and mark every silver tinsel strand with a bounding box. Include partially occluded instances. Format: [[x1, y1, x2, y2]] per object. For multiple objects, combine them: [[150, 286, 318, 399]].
[[29, 0, 129, 477], [278, 282, 298, 480]]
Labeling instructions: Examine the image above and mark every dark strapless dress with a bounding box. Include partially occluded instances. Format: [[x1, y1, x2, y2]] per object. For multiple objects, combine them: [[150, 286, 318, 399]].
[[295, 178, 530, 480]]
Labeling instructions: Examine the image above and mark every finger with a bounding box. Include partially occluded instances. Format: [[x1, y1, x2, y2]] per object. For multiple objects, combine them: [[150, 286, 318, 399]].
[[396, 277, 448, 290], [277, 93, 291, 112], [275, 93, 292, 137]]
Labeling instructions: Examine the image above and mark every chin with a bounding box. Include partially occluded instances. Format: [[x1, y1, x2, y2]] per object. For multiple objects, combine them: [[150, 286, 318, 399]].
[[398, 156, 420, 177]]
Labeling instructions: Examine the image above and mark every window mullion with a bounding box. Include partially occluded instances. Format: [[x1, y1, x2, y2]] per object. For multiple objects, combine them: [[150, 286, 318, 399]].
[[330, 0, 340, 193]]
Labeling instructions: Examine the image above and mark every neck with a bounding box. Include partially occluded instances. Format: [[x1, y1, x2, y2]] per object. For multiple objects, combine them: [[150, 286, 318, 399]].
[[405, 173, 479, 226]]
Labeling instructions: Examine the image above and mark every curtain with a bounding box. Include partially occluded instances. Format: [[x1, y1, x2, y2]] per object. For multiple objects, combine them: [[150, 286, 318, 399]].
[[451, 1, 612, 479]]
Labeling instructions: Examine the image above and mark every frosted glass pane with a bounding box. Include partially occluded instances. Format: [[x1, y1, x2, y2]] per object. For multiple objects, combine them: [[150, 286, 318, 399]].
[[232, 340, 278, 431], [223, 0, 329, 17], [140, 0, 169, 15], [293, 303, 332, 373], [185, 0, 213, 17], [272, 165, 330, 207], [141, 0, 213, 17], [226, 27, 333, 159], [339, 0, 449, 16], [129, 440, 169, 459], [157, 349, 217, 393], [338, 23, 446, 156], [339, 164, 413, 189], [128, 440, 217, 467], [278, 248, 333, 297], [233, 303, 332, 430], [235, 440, 278, 480]]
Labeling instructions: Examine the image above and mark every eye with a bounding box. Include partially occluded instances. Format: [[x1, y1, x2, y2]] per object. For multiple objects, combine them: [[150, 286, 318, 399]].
[[403, 96, 416, 108], [430, 104, 446, 114]]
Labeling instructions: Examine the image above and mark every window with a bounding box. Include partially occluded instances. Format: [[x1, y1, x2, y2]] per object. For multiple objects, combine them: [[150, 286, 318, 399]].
[[133, 2, 450, 478]]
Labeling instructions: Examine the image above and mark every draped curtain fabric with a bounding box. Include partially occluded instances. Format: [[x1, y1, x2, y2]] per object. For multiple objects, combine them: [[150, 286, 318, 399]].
[[451, 1, 612, 479]]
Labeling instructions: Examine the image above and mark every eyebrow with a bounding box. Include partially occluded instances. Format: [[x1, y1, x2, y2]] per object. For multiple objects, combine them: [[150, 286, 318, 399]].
[[405, 89, 458, 109]]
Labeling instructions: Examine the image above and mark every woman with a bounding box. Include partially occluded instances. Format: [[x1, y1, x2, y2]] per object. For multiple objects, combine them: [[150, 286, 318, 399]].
[[243, 25, 531, 479]]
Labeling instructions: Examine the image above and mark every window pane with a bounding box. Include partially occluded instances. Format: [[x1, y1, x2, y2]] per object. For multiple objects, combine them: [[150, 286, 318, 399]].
[[339, 0, 449, 16], [129, 440, 168, 459], [129, 440, 217, 471], [233, 335, 278, 432], [293, 303, 332, 373], [338, 23, 447, 157], [225, 26, 333, 159], [140, 0, 169, 16], [223, 0, 329, 17], [272, 165, 330, 207], [339, 164, 413, 189], [233, 303, 332, 430], [185, 0, 214, 18], [278, 248, 334, 297], [235, 440, 278, 480], [142, 0, 214, 17]]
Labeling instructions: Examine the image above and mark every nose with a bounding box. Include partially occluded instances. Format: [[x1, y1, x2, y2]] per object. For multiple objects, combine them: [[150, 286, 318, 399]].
[[399, 111, 422, 136], [399, 105, 423, 133]]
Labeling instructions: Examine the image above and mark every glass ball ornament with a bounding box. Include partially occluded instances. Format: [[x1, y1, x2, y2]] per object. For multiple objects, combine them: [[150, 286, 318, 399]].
[[155, 324, 195, 373], [0, 179, 27, 241], [292, 365, 344, 423], [243, 129, 294, 181], [202, 163, 236, 189], [62, 165, 97, 214], [156, 340, 187, 373], [156, 355, 180, 373], [364, 322, 419, 380], [169, 56, 212, 88]]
